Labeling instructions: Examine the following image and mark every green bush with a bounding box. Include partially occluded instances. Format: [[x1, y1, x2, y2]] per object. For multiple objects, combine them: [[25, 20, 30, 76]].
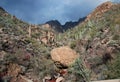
[[70, 41, 76, 49], [69, 58, 91, 82], [104, 53, 120, 79]]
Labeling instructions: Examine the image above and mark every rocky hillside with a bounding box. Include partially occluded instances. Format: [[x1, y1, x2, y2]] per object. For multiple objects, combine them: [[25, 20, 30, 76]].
[[85, 1, 113, 21], [0, 6, 58, 82], [0, 1, 120, 82], [55, 1, 120, 81]]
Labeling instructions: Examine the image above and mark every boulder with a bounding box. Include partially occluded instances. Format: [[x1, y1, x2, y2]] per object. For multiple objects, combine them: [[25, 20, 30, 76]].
[[51, 46, 79, 67]]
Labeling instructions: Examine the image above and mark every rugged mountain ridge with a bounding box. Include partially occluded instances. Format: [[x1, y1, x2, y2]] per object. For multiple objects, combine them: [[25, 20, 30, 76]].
[[45, 20, 63, 32], [62, 17, 86, 30], [45, 17, 86, 32]]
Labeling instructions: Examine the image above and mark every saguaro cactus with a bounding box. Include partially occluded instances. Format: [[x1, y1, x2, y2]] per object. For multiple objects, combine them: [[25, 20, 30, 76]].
[[28, 24, 31, 38]]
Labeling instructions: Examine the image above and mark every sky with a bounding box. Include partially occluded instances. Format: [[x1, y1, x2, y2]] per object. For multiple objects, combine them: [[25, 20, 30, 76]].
[[0, 0, 111, 24]]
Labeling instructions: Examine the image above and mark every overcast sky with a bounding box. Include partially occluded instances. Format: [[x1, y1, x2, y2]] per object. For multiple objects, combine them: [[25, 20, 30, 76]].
[[0, 0, 111, 24]]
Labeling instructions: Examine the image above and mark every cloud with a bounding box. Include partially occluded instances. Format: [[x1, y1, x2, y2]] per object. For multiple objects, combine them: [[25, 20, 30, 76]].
[[0, 0, 110, 24]]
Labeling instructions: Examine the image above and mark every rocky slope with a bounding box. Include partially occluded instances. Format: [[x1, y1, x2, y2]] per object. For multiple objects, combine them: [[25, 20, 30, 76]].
[[55, 2, 120, 81], [0, 6, 57, 82], [0, 1, 120, 82], [85, 1, 113, 21]]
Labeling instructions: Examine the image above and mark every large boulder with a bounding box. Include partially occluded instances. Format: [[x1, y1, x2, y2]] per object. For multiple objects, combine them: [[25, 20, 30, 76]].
[[51, 46, 79, 67]]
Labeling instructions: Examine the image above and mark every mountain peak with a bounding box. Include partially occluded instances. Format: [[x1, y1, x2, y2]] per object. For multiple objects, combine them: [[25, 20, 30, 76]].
[[46, 20, 61, 26], [0, 6, 5, 11], [46, 20, 63, 32], [45, 17, 86, 32]]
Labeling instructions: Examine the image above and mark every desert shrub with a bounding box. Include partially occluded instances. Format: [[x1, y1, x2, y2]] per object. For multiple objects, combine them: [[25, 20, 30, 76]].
[[4, 48, 31, 64], [29, 56, 57, 80], [69, 58, 90, 82], [70, 41, 77, 49], [104, 52, 120, 79], [112, 34, 120, 40]]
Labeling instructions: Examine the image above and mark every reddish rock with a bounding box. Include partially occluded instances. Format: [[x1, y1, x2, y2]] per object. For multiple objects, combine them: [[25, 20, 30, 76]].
[[7, 63, 21, 77], [56, 77, 64, 82], [59, 69, 68, 76]]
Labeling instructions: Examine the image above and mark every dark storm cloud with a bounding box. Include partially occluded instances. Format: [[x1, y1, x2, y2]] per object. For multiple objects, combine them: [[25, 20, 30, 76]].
[[0, 0, 110, 24]]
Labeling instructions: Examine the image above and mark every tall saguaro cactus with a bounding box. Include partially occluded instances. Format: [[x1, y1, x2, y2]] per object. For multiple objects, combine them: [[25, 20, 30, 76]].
[[28, 24, 31, 38]]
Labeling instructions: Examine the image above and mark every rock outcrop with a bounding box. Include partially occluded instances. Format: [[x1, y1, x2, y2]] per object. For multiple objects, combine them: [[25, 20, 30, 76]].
[[86, 1, 113, 21]]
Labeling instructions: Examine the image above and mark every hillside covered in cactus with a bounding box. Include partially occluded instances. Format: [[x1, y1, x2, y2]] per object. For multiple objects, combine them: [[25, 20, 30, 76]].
[[0, 1, 120, 82]]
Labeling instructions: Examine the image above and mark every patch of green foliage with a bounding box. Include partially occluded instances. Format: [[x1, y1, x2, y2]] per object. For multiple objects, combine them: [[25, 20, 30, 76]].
[[69, 58, 91, 82], [104, 52, 120, 79]]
